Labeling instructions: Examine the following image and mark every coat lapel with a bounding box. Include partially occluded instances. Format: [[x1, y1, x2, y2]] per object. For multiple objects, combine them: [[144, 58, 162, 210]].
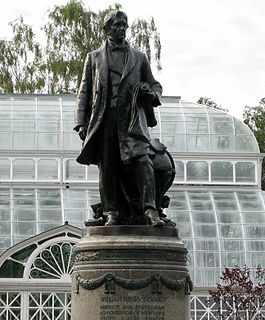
[[121, 46, 138, 81], [96, 42, 108, 87]]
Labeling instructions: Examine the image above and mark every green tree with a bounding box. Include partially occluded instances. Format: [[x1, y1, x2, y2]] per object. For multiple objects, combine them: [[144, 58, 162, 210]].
[[0, 0, 162, 94], [197, 97, 229, 112], [0, 17, 45, 93], [243, 98, 265, 189]]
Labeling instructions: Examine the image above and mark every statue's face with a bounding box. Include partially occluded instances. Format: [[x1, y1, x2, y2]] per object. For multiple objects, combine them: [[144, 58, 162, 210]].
[[108, 16, 128, 44]]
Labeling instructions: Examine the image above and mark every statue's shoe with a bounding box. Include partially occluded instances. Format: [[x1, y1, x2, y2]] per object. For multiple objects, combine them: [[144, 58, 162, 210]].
[[103, 211, 119, 226], [145, 209, 165, 227]]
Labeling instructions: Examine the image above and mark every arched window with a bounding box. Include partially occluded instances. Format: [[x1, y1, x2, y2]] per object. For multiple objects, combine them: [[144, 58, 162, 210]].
[[0, 224, 81, 320]]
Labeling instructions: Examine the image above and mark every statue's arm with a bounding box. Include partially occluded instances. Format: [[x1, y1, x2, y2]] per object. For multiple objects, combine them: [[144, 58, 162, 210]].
[[141, 54, 162, 107], [74, 53, 93, 139]]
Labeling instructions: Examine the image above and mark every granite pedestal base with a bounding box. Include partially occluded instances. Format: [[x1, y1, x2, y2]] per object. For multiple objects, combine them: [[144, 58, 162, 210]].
[[71, 226, 192, 320]]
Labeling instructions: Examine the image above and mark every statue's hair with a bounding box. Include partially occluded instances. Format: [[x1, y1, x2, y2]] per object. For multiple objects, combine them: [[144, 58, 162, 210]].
[[103, 11, 128, 33]]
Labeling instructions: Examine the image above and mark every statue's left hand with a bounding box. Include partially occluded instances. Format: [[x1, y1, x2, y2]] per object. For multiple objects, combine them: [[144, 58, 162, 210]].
[[140, 87, 158, 104]]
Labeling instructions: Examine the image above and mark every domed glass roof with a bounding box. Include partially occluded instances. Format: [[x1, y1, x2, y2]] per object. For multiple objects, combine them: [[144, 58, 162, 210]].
[[0, 94, 264, 290], [151, 97, 259, 154], [167, 188, 265, 286]]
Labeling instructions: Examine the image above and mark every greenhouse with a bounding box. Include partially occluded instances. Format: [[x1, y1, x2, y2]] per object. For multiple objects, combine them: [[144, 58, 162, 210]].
[[0, 94, 264, 319]]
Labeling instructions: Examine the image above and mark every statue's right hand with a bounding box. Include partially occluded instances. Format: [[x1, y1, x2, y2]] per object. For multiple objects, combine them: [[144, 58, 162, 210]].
[[78, 126, 87, 141]]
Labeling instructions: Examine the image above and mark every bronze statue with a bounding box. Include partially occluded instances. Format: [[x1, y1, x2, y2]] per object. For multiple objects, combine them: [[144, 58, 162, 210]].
[[74, 10, 174, 227]]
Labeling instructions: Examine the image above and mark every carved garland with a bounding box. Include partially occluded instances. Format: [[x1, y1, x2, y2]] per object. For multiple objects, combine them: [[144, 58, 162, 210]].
[[74, 273, 193, 295]]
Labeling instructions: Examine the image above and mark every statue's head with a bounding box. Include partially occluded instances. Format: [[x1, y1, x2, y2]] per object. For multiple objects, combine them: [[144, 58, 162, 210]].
[[103, 11, 128, 44]]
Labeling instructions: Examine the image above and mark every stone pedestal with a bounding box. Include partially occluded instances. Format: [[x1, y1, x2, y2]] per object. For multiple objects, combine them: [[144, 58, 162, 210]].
[[71, 226, 192, 320]]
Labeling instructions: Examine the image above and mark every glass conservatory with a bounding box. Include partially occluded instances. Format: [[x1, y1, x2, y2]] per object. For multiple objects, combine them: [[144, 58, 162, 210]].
[[0, 94, 264, 320]]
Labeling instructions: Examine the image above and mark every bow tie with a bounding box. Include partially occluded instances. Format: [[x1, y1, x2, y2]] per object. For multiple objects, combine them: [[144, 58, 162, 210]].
[[111, 45, 128, 52], [108, 41, 129, 52]]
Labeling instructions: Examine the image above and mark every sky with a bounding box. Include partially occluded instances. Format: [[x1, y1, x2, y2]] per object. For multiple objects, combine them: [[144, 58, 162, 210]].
[[1, 0, 265, 120]]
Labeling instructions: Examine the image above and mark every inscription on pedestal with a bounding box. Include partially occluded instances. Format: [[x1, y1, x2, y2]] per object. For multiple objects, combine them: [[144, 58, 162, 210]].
[[99, 295, 166, 320]]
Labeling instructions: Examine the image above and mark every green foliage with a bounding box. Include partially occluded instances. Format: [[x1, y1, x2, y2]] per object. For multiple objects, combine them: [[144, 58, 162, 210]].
[[0, 17, 45, 93], [197, 97, 229, 113], [243, 98, 265, 152], [243, 98, 265, 189], [129, 16, 161, 71], [43, 1, 121, 93], [0, 0, 162, 94]]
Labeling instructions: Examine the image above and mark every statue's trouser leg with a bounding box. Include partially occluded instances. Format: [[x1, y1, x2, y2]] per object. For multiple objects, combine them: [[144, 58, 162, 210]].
[[155, 170, 174, 209], [126, 154, 157, 213], [98, 109, 120, 215]]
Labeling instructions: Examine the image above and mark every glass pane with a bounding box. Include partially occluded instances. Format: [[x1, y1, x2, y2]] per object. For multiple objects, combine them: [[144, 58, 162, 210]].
[[87, 165, 99, 182], [0, 238, 11, 251], [248, 253, 265, 266], [64, 189, 96, 221], [195, 240, 219, 251], [192, 211, 215, 223], [168, 210, 190, 222], [13, 209, 36, 221], [186, 135, 209, 152], [63, 132, 81, 150], [65, 159, 86, 181], [235, 162, 255, 183], [162, 134, 186, 151], [38, 189, 61, 207], [210, 121, 233, 135], [38, 159, 58, 180], [236, 135, 258, 152], [217, 211, 241, 224], [237, 191, 263, 211], [242, 212, 265, 224], [0, 222, 11, 235], [38, 223, 61, 232], [176, 222, 192, 238], [161, 119, 185, 135], [195, 268, 220, 287], [37, 119, 60, 131], [0, 209, 10, 221], [196, 252, 220, 267], [64, 209, 88, 222], [13, 159, 35, 180], [185, 115, 208, 134], [211, 161, 233, 182], [246, 240, 265, 251], [37, 133, 61, 150], [0, 132, 11, 148], [0, 107, 12, 148], [193, 224, 217, 238], [220, 240, 244, 251], [39, 209, 62, 222], [13, 222, 36, 236], [169, 192, 188, 210], [245, 226, 265, 238], [210, 135, 234, 152], [212, 192, 239, 211], [187, 191, 213, 210], [13, 132, 35, 149], [0, 159, 10, 179], [174, 161, 184, 181], [187, 161, 209, 181], [0, 260, 24, 277], [13, 189, 36, 206], [219, 224, 242, 238], [221, 252, 246, 266], [12, 244, 37, 263], [234, 119, 251, 135]]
